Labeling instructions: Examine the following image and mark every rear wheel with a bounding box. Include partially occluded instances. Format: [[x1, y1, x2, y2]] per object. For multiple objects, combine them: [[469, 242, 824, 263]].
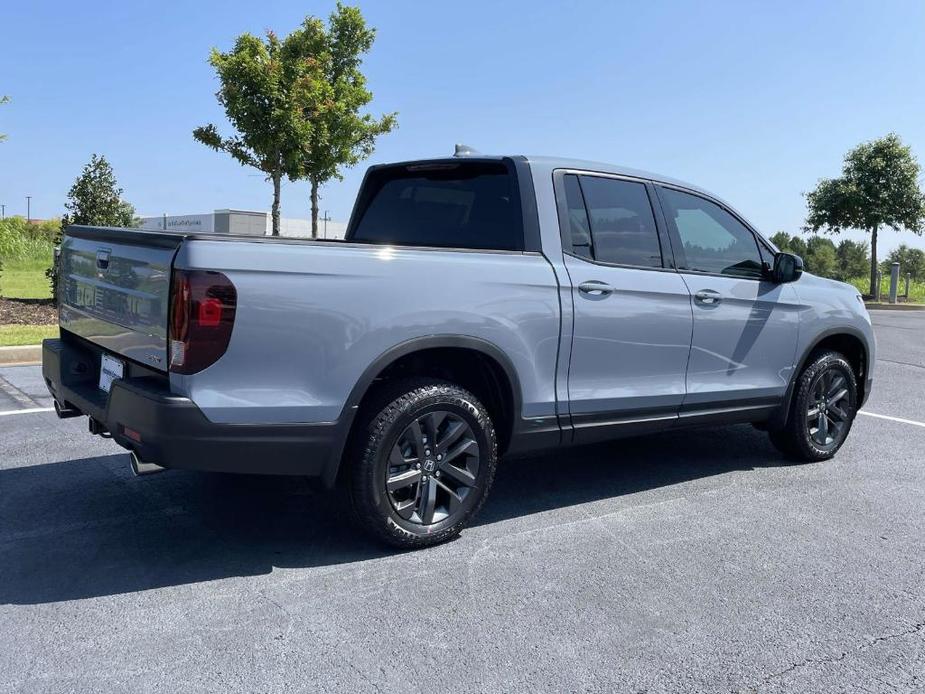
[[769, 351, 858, 462], [347, 379, 498, 548]]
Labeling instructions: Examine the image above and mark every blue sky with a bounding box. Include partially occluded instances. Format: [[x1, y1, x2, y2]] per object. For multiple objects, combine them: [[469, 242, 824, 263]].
[[2, 0, 924, 252]]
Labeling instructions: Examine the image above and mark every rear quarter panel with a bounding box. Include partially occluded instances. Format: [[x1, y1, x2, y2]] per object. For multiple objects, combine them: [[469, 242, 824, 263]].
[[171, 240, 561, 425]]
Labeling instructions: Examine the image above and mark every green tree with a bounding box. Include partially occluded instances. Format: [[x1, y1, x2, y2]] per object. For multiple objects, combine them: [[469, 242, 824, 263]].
[[835, 239, 869, 281], [0, 95, 9, 143], [770, 231, 793, 252], [805, 133, 925, 296], [194, 28, 325, 235], [775, 232, 808, 260], [883, 243, 925, 281], [47, 154, 137, 298], [772, 232, 869, 281], [804, 235, 837, 277], [286, 4, 397, 236]]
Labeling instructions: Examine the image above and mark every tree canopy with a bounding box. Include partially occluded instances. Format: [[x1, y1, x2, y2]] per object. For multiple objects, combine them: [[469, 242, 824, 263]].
[[285, 4, 397, 236], [883, 244, 925, 281], [47, 154, 136, 298], [194, 4, 395, 237], [835, 239, 870, 281], [804, 235, 837, 279], [194, 30, 314, 235], [771, 231, 870, 282], [805, 133, 925, 295], [60, 154, 136, 228]]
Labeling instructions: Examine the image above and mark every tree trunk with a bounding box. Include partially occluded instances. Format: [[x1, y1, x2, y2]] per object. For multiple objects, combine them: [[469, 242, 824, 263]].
[[310, 179, 319, 239], [869, 225, 878, 298], [271, 172, 281, 237]]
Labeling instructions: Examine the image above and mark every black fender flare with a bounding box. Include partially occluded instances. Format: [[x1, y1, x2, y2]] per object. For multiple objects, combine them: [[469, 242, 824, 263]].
[[770, 325, 871, 429], [321, 335, 524, 487]]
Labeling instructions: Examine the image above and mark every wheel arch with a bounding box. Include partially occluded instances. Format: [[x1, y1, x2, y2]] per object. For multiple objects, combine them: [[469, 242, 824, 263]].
[[772, 326, 870, 429], [322, 335, 523, 487]]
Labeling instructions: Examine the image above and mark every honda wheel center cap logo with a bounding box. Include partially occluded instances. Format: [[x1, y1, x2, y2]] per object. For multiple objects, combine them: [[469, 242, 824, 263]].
[[423, 459, 436, 472]]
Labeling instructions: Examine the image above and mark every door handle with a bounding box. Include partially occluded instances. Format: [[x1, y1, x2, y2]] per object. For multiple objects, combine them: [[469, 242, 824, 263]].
[[694, 289, 722, 305], [578, 281, 614, 297]]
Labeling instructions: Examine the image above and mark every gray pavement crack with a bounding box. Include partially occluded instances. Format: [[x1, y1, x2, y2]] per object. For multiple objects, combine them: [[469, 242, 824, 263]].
[[877, 357, 925, 371], [747, 620, 925, 692]]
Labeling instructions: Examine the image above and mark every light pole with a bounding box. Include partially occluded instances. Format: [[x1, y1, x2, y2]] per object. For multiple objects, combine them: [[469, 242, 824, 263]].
[[1, 204, 5, 219], [26, 196, 31, 222], [322, 210, 331, 239]]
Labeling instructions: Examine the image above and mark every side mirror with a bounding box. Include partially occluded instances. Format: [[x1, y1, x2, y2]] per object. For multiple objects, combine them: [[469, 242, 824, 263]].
[[771, 252, 804, 283]]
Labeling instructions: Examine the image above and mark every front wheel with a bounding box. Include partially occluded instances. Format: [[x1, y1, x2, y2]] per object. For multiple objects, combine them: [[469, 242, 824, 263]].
[[769, 351, 858, 462], [347, 379, 498, 548]]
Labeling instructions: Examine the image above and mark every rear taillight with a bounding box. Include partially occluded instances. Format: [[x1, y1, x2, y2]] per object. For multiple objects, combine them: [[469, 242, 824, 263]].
[[169, 269, 237, 374]]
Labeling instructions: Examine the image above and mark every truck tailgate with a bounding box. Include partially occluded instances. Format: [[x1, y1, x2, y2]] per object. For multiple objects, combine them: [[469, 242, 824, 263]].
[[58, 226, 181, 370]]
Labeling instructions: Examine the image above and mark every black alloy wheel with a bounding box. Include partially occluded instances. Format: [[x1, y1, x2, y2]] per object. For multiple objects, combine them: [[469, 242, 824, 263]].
[[348, 379, 498, 548], [805, 367, 852, 451], [385, 410, 481, 525], [769, 351, 858, 462]]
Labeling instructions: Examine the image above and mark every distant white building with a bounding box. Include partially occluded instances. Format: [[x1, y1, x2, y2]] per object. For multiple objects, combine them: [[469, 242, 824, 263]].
[[139, 209, 347, 239]]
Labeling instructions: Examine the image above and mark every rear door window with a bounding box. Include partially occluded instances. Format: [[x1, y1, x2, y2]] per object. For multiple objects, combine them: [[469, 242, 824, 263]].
[[569, 175, 663, 268], [563, 174, 593, 259], [349, 162, 523, 251]]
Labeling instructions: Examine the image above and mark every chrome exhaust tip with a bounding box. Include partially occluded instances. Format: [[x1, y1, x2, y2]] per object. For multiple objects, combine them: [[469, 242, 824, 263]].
[[53, 399, 80, 419], [129, 450, 165, 476]]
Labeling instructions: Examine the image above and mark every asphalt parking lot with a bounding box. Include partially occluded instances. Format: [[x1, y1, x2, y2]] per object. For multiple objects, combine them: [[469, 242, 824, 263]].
[[1, 310, 923, 693]]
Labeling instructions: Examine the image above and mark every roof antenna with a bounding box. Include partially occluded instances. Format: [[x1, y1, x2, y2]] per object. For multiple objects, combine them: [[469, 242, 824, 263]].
[[454, 143, 480, 157]]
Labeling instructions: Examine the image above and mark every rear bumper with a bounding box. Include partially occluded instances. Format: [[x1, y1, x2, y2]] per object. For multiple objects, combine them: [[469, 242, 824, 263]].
[[42, 337, 343, 481]]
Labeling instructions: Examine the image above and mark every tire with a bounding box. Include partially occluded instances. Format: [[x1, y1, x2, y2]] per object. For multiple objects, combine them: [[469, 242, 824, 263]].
[[768, 351, 858, 462], [347, 378, 498, 549]]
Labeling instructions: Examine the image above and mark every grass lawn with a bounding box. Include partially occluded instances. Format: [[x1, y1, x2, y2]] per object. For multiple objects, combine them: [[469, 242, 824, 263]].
[[0, 260, 52, 300], [0, 324, 58, 347]]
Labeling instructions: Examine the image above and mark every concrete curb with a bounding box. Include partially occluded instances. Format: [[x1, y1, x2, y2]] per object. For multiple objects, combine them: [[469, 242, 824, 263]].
[[0, 345, 42, 366], [865, 303, 925, 311]]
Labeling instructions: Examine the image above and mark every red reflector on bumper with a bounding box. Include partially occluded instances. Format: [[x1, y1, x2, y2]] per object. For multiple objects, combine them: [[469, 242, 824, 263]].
[[122, 426, 142, 443]]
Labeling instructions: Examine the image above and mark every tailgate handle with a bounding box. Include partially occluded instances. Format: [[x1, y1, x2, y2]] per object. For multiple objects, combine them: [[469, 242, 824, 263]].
[[96, 249, 111, 270]]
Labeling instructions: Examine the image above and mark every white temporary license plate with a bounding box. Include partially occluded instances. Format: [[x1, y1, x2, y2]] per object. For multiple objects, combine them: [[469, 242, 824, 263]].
[[99, 353, 125, 393]]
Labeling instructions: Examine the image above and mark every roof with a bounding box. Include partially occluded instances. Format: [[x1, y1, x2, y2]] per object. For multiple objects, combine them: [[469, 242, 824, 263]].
[[522, 155, 708, 194], [521, 155, 757, 232], [373, 152, 718, 199], [366, 151, 761, 234]]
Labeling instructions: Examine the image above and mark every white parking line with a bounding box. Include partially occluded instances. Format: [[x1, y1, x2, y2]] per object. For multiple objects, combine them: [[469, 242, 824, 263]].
[[858, 411, 925, 428], [0, 407, 54, 417]]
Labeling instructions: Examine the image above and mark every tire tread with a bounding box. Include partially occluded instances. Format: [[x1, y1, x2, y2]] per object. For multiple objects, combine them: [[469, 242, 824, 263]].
[[769, 350, 858, 463], [347, 378, 498, 548]]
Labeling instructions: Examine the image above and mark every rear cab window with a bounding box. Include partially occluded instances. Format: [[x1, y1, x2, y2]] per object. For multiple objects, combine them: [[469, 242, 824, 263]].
[[561, 173, 663, 268], [347, 160, 524, 251]]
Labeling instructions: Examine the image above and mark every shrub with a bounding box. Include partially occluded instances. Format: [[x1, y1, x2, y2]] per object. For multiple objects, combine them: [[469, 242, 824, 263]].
[[0, 216, 58, 263]]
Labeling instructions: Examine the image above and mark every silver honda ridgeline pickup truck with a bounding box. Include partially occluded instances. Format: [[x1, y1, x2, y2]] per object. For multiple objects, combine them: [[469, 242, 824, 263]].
[[43, 153, 875, 548]]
